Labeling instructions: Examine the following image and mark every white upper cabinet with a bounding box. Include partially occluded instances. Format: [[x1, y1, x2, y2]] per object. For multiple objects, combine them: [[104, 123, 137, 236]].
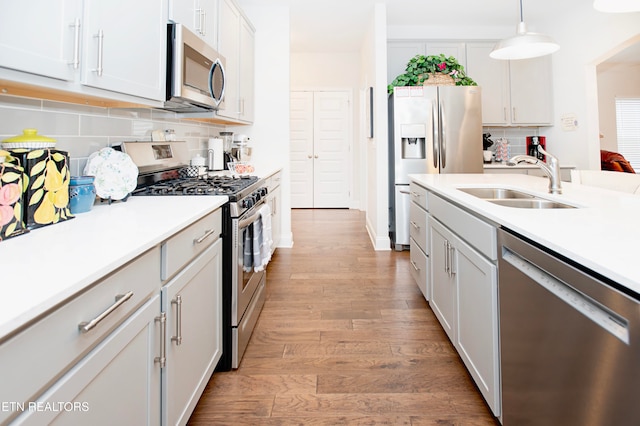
[[169, 0, 218, 48], [508, 56, 553, 125], [217, 0, 254, 123], [81, 0, 167, 101], [238, 15, 255, 122], [0, 0, 167, 104], [0, 0, 83, 81], [466, 42, 553, 126]]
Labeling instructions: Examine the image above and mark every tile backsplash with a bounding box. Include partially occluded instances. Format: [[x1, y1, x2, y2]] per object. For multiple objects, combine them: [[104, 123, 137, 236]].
[[0, 94, 225, 176], [482, 127, 540, 159]]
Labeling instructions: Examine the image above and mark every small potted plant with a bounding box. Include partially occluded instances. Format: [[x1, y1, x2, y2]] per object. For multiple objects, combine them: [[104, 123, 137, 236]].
[[388, 54, 477, 94]]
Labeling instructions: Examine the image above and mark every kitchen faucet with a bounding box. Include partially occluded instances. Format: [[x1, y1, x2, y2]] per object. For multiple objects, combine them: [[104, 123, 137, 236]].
[[508, 145, 562, 194]]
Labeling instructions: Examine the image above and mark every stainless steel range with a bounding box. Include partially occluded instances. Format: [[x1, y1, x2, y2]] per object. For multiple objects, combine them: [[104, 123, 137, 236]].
[[122, 141, 268, 371]]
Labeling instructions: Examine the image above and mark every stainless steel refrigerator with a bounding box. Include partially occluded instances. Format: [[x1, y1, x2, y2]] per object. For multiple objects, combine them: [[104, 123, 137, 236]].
[[388, 85, 483, 250]]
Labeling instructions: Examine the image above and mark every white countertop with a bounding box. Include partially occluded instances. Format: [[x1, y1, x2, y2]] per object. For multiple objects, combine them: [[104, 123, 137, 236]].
[[483, 163, 576, 169], [409, 173, 640, 294], [0, 195, 227, 341]]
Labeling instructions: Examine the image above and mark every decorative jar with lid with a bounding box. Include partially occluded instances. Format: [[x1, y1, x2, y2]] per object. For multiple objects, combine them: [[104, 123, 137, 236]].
[[69, 176, 96, 214]]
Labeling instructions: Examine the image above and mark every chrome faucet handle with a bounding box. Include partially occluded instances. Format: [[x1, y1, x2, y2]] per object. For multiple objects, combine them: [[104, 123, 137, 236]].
[[507, 147, 562, 195]]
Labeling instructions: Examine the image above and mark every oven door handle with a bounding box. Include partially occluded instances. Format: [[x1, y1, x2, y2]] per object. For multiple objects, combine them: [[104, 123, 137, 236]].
[[238, 204, 264, 229]]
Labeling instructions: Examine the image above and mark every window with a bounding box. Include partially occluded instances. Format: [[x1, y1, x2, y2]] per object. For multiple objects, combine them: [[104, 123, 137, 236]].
[[615, 98, 640, 171]]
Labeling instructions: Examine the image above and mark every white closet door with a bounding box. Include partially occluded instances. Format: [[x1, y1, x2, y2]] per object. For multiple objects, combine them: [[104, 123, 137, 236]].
[[313, 91, 351, 208], [290, 91, 314, 208], [290, 90, 351, 208]]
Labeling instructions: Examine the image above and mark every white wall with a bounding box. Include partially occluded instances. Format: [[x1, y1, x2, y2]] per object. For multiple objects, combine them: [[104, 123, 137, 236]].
[[362, 3, 390, 250], [232, 3, 293, 248], [597, 63, 640, 152], [534, 7, 639, 169]]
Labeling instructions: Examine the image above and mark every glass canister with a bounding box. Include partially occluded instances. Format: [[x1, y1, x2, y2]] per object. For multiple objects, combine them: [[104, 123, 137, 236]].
[[69, 176, 96, 214]]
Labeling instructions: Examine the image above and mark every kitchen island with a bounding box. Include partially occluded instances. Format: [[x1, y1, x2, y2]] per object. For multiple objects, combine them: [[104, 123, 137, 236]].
[[410, 172, 640, 423], [410, 173, 640, 293]]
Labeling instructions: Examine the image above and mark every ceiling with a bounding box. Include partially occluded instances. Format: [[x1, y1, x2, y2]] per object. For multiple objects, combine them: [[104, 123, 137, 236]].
[[239, 0, 572, 52], [238, 0, 638, 67]]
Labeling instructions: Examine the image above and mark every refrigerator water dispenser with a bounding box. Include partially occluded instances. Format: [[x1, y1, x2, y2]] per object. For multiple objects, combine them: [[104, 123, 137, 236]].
[[400, 124, 426, 159], [402, 137, 425, 159]]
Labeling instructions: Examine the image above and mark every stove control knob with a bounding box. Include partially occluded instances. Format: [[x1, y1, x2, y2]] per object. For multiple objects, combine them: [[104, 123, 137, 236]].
[[242, 197, 255, 209], [259, 187, 268, 197]]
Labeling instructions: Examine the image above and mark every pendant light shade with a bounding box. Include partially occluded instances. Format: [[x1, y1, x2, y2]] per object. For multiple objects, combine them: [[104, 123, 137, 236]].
[[593, 0, 640, 13], [490, 0, 560, 60]]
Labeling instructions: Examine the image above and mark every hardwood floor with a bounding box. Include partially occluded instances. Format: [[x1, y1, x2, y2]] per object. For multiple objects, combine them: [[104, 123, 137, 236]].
[[188, 209, 498, 425]]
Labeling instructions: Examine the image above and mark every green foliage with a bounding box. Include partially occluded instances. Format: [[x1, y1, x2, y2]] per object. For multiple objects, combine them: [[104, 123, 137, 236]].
[[388, 54, 477, 94]]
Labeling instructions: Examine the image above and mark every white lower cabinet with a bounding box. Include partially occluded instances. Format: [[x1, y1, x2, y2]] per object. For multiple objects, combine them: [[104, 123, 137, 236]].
[[265, 170, 282, 251], [162, 237, 222, 426], [409, 182, 429, 300], [429, 219, 457, 340], [409, 239, 429, 300], [13, 295, 162, 426], [0, 208, 224, 426], [428, 195, 500, 417]]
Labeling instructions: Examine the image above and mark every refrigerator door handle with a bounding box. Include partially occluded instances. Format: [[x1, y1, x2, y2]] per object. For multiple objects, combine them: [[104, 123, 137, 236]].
[[432, 99, 439, 169], [440, 99, 446, 169]]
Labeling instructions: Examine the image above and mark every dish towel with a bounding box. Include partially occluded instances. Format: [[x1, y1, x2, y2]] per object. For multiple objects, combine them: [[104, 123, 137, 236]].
[[257, 203, 273, 271], [242, 204, 274, 272]]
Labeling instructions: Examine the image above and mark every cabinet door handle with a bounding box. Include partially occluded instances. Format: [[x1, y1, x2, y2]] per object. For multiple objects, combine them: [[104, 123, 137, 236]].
[[69, 18, 81, 69], [195, 8, 204, 34], [410, 260, 420, 272], [410, 221, 420, 230], [503, 107, 507, 122], [78, 291, 134, 333], [154, 312, 166, 367], [171, 295, 183, 346], [449, 244, 456, 276], [202, 9, 207, 36], [443, 240, 449, 274], [194, 228, 216, 245], [93, 29, 104, 76], [512, 107, 517, 122]]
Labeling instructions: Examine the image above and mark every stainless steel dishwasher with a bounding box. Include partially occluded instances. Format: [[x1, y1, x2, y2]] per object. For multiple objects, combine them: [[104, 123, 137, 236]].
[[498, 228, 640, 426]]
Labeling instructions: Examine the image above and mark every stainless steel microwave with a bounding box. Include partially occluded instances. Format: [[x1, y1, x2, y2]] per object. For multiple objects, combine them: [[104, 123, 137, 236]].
[[164, 23, 226, 113]]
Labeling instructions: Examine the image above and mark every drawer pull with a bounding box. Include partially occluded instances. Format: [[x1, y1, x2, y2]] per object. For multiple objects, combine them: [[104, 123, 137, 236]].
[[194, 228, 216, 245], [78, 291, 134, 333], [410, 260, 420, 272], [171, 295, 183, 346], [410, 221, 420, 230]]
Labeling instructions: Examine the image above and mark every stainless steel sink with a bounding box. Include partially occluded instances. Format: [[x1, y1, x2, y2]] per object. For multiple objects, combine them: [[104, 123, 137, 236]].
[[457, 187, 577, 209], [488, 199, 576, 209], [458, 187, 535, 199]]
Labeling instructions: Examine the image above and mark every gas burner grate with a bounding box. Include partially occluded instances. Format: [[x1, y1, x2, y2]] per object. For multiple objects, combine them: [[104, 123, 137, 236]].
[[132, 175, 259, 197]]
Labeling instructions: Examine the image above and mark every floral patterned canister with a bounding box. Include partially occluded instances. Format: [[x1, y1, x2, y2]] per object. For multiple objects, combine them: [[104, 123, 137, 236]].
[[7, 148, 74, 229], [0, 151, 28, 241]]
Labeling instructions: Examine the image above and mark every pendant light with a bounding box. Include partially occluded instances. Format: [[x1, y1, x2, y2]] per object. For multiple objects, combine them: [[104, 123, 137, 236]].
[[490, 0, 560, 60], [593, 0, 640, 13]]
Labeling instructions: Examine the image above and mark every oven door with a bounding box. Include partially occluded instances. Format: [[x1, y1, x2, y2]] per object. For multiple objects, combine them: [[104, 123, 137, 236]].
[[232, 202, 266, 327]]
